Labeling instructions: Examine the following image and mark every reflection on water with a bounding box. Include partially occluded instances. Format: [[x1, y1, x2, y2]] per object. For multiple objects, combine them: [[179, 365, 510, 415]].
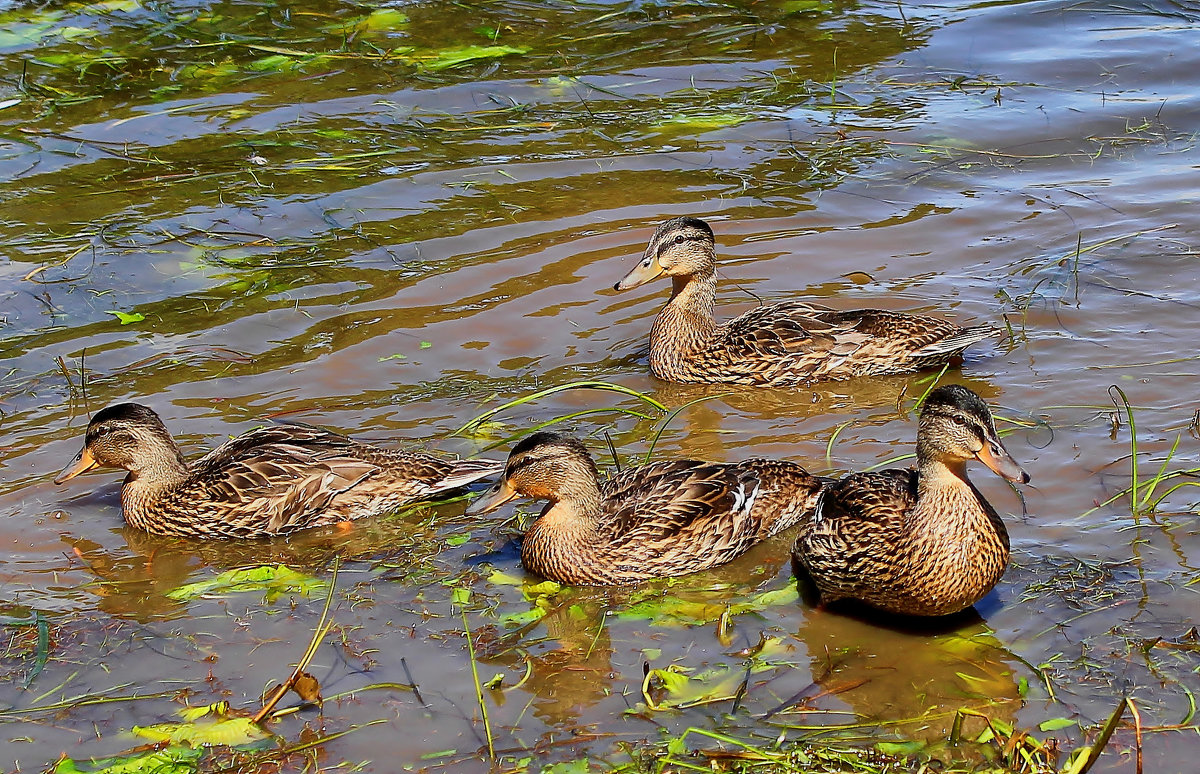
[[2, 0, 1200, 769]]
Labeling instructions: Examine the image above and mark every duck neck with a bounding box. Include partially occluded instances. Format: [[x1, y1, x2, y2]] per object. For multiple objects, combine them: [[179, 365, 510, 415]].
[[522, 480, 604, 566], [649, 271, 718, 372], [911, 453, 1006, 543], [120, 439, 191, 526]]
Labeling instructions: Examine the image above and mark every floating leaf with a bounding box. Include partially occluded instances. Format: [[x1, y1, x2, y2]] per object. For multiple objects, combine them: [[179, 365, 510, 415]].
[[379, 353, 407, 362], [323, 8, 408, 34], [53, 746, 200, 774], [875, 740, 927, 756], [498, 607, 545, 627], [292, 671, 322, 704], [419, 341, 432, 349], [59, 26, 100, 40], [782, 0, 832, 13], [451, 586, 471, 605], [488, 569, 527, 586], [744, 586, 800, 609], [107, 311, 144, 325], [618, 585, 798, 626], [1038, 716, 1077, 732], [0, 21, 61, 49], [651, 113, 752, 132], [642, 665, 744, 710], [166, 565, 325, 602], [133, 716, 268, 747], [362, 8, 408, 30], [179, 701, 228, 722], [522, 579, 562, 598], [83, 0, 141, 12], [248, 54, 299, 72], [404, 44, 527, 72]]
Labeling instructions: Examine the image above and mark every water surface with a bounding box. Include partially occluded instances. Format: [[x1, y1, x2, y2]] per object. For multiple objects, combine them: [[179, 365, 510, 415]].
[[2, 0, 1199, 771]]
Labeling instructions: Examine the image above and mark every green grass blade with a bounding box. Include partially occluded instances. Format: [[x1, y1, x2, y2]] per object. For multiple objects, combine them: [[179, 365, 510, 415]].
[[451, 380, 666, 438]]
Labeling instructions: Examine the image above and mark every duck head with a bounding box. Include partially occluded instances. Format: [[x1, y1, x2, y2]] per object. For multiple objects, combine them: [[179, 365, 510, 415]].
[[614, 216, 717, 291], [917, 385, 1029, 483]]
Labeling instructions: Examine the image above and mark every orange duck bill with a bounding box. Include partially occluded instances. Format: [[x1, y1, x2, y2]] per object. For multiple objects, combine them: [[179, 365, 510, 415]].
[[976, 440, 1030, 484], [613, 253, 664, 291], [466, 479, 520, 516], [55, 447, 100, 484]]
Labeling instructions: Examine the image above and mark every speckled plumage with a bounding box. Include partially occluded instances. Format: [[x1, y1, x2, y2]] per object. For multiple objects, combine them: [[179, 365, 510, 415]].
[[614, 217, 996, 386], [55, 403, 501, 539], [468, 432, 828, 585], [791, 385, 1029, 616]]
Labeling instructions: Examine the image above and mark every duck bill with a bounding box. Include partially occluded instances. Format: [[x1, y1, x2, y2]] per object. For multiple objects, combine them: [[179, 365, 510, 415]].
[[975, 441, 1029, 484], [55, 447, 99, 484], [613, 254, 664, 291], [466, 480, 520, 515]]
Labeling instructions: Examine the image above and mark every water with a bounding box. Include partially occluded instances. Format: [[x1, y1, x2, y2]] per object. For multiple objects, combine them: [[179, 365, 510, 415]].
[[2, 0, 1198, 770]]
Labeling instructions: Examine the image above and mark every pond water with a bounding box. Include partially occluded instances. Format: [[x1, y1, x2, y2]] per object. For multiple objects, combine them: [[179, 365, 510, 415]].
[[2, 0, 1198, 771]]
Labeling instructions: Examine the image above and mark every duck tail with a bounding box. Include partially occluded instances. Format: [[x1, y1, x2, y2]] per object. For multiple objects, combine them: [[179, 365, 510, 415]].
[[911, 324, 999, 359], [769, 473, 834, 537], [427, 457, 504, 495]]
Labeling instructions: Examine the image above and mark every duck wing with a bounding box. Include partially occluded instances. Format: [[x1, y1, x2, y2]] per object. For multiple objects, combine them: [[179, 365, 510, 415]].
[[708, 302, 995, 382], [598, 459, 773, 557], [190, 425, 380, 536], [792, 467, 917, 594], [716, 301, 870, 361]]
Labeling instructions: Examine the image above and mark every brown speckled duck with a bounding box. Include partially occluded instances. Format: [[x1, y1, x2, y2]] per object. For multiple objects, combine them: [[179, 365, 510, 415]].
[[55, 403, 501, 539], [467, 431, 827, 585], [791, 384, 1029, 616], [614, 217, 996, 386]]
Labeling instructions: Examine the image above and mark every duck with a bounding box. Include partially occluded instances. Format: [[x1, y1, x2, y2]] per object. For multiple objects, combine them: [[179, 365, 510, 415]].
[[55, 402, 502, 539], [791, 384, 1029, 616], [613, 216, 996, 386], [467, 431, 828, 585]]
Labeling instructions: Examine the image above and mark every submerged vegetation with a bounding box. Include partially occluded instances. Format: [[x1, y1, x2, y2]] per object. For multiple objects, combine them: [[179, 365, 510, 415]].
[[2, 0, 1198, 772], [7, 383, 1181, 773]]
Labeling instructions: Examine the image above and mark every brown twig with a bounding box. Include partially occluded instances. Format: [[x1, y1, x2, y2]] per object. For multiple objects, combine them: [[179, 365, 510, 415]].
[[252, 558, 339, 725]]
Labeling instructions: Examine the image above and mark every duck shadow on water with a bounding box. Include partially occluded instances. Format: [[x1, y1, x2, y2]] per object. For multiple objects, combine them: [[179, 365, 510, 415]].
[[782, 568, 1023, 744], [57, 500, 467, 622]]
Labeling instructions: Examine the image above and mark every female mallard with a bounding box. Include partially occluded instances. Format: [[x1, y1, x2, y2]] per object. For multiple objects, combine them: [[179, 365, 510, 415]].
[[467, 431, 827, 585], [55, 403, 501, 539], [614, 217, 996, 385], [791, 384, 1029, 616]]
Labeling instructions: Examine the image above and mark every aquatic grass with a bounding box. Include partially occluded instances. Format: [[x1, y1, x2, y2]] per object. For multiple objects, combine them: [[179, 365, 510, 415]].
[[1079, 386, 1200, 519], [2, 611, 50, 689], [643, 392, 733, 463], [450, 380, 667, 439], [623, 695, 1127, 773], [455, 588, 495, 759], [253, 558, 339, 725]]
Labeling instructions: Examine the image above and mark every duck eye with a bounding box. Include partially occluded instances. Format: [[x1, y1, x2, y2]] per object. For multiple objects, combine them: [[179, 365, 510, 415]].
[[673, 234, 688, 245], [950, 415, 967, 427]]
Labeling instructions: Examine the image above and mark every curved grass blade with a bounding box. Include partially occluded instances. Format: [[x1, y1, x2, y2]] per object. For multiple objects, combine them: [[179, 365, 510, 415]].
[[643, 392, 733, 463], [451, 380, 667, 438]]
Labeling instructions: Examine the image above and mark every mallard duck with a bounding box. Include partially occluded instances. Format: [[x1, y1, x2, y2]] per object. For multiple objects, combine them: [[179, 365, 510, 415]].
[[614, 216, 996, 385], [55, 403, 502, 539], [467, 431, 827, 585], [791, 384, 1029, 616]]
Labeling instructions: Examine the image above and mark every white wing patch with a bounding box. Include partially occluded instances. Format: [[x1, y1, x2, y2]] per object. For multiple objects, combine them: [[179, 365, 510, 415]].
[[732, 481, 760, 518], [812, 489, 828, 524]]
